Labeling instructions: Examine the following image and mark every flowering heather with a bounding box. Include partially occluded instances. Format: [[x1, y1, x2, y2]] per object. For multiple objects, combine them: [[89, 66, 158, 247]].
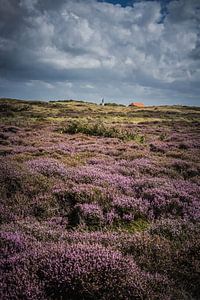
[[27, 158, 68, 177], [67, 165, 134, 194], [56, 183, 111, 204], [0, 159, 24, 196], [105, 209, 120, 224], [74, 203, 104, 227], [112, 196, 149, 219], [1, 100, 200, 299], [0, 204, 16, 224], [0, 231, 182, 300]]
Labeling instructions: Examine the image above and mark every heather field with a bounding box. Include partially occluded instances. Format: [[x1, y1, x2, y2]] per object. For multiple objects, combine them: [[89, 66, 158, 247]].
[[1, 98, 200, 300]]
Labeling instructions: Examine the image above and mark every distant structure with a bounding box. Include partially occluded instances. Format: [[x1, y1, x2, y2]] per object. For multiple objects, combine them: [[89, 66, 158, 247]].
[[129, 102, 144, 108], [100, 98, 105, 106]]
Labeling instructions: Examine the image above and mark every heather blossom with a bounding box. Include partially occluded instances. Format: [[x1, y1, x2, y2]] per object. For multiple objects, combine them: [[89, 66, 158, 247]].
[[27, 158, 68, 177], [75, 203, 104, 227]]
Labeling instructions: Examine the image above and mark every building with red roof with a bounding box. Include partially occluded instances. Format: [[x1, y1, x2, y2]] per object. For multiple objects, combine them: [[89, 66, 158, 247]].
[[129, 102, 145, 107]]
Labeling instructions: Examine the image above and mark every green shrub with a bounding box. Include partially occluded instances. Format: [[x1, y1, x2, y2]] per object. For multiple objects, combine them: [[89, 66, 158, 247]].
[[60, 121, 144, 142]]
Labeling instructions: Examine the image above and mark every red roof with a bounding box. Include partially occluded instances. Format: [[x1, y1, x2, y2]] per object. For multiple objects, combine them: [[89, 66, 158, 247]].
[[129, 102, 144, 107]]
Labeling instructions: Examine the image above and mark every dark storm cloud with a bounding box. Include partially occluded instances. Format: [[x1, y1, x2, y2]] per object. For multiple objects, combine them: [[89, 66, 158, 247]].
[[0, 0, 199, 105]]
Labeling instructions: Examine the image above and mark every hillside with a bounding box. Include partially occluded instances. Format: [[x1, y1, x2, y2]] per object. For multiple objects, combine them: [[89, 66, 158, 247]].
[[1, 99, 200, 299]]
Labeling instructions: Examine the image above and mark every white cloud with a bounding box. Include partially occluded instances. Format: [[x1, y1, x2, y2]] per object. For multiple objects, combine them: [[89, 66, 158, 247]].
[[81, 84, 95, 89]]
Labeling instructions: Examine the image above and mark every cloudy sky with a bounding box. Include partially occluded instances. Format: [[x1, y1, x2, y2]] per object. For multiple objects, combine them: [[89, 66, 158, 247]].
[[0, 0, 200, 105]]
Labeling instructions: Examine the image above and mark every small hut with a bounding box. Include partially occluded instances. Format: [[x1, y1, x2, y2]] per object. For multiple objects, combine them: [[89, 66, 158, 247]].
[[129, 102, 144, 108]]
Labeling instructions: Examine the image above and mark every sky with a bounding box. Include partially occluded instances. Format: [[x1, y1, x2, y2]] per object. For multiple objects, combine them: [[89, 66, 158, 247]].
[[0, 0, 200, 106]]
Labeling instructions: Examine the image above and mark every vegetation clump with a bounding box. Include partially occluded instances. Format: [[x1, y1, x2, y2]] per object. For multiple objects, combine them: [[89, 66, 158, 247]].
[[60, 120, 145, 142]]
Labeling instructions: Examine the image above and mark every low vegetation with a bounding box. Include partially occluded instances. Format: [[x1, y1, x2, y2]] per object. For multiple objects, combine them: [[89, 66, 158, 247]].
[[59, 120, 145, 142], [0, 98, 200, 299]]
